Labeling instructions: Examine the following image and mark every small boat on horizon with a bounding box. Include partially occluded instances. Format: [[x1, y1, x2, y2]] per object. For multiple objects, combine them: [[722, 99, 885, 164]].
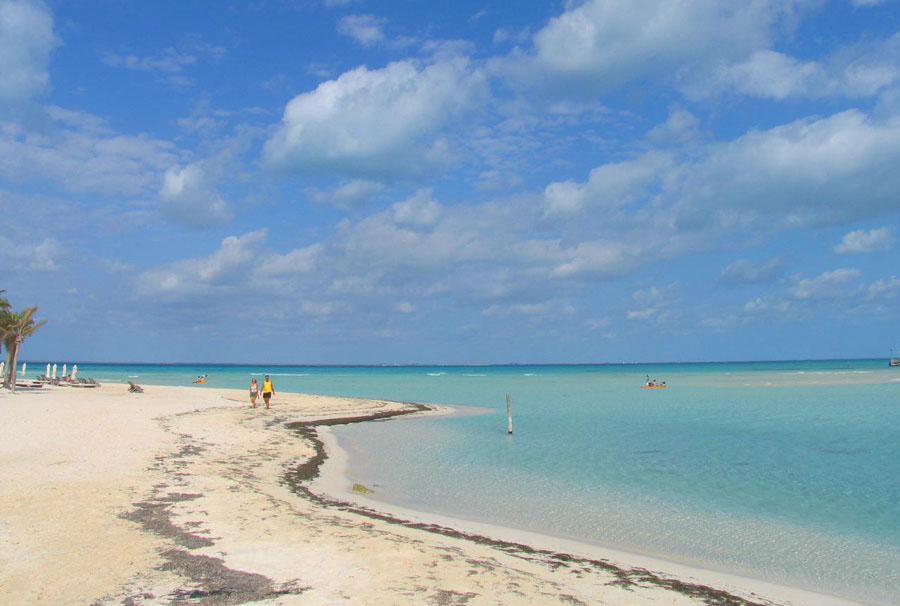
[[891, 349, 900, 367]]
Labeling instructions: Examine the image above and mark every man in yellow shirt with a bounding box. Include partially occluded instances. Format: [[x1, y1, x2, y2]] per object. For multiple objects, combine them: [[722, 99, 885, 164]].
[[262, 375, 274, 409]]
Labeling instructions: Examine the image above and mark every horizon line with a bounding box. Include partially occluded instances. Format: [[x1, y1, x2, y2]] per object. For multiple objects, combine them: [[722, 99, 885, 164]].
[[16, 356, 890, 368]]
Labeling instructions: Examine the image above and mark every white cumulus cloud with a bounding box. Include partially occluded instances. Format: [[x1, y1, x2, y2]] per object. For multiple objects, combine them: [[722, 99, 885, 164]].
[[160, 163, 233, 229], [263, 57, 489, 178], [391, 188, 441, 227], [502, 0, 806, 94], [698, 33, 900, 100], [675, 109, 900, 231], [0, 0, 58, 108], [140, 229, 267, 299], [788, 268, 861, 300], [543, 151, 672, 217], [834, 226, 894, 253], [259, 244, 322, 276], [0, 106, 179, 195], [0, 233, 59, 271]]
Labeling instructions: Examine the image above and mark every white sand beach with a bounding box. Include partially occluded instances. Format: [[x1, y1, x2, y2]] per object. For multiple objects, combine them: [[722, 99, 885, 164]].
[[0, 384, 867, 606]]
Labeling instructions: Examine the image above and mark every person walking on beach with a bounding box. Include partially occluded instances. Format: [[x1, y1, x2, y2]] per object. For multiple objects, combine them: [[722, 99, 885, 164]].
[[262, 375, 274, 409], [249, 378, 259, 408]]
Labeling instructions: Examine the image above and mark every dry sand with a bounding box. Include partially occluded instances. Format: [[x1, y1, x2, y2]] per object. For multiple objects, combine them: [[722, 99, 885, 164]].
[[0, 384, 866, 605]]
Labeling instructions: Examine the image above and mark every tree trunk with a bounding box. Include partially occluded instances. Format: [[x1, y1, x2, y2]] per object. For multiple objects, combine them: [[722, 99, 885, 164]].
[[7, 340, 20, 393], [2, 346, 10, 390]]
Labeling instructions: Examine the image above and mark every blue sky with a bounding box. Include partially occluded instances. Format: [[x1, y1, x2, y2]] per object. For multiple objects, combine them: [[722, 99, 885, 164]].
[[2, 0, 900, 364]]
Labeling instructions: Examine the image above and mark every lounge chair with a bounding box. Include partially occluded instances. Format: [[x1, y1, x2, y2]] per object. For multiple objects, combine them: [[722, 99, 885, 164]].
[[71, 377, 100, 388], [15, 381, 43, 388], [128, 381, 144, 393]]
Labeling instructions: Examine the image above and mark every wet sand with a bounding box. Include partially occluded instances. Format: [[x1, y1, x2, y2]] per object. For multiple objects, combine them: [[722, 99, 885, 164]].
[[0, 383, 864, 605]]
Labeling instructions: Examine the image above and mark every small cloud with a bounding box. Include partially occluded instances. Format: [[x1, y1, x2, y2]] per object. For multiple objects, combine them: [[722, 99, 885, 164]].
[[101, 47, 195, 73], [632, 283, 680, 306], [337, 14, 386, 46], [628, 283, 679, 322], [834, 226, 893, 254], [647, 109, 701, 145], [866, 276, 900, 300], [0, 235, 60, 272], [699, 314, 745, 332], [391, 189, 441, 227], [788, 268, 860, 300], [159, 164, 232, 228], [309, 179, 385, 211], [100, 41, 225, 86], [259, 244, 322, 276], [543, 152, 671, 217], [101, 258, 138, 273], [301, 300, 345, 316], [394, 301, 415, 313], [483, 301, 574, 316], [720, 257, 786, 284], [744, 296, 788, 314], [586, 317, 611, 330]]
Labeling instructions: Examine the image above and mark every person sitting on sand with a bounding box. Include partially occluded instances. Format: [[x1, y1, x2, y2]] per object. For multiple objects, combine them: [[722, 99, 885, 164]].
[[262, 375, 274, 409], [249, 378, 259, 408]]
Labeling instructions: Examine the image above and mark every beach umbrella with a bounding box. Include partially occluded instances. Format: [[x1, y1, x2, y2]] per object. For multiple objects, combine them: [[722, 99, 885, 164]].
[[0, 362, 4, 380], [62, 364, 67, 378], [51, 364, 57, 379], [72, 364, 78, 380], [21, 362, 26, 378], [46, 363, 51, 378]]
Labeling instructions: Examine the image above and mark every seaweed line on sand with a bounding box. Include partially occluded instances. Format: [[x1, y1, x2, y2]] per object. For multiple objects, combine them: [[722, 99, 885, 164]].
[[282, 404, 775, 606], [115, 432, 308, 605]]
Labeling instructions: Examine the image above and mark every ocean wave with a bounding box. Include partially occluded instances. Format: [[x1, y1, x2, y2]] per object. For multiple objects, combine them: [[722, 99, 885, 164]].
[[427, 372, 447, 377]]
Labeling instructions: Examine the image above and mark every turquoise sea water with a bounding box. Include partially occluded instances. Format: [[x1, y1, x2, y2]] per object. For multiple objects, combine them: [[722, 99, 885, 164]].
[[30, 360, 900, 604]]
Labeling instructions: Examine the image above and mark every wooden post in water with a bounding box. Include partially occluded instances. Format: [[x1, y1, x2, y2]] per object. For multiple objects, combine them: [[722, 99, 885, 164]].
[[506, 393, 513, 434]]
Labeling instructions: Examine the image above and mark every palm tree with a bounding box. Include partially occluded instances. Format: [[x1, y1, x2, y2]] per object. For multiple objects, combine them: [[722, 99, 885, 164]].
[[1, 306, 46, 392], [0, 291, 9, 378]]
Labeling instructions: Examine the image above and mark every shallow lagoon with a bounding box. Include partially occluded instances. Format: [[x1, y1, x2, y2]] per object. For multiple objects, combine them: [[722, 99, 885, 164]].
[[51, 359, 900, 603], [329, 362, 900, 605]]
